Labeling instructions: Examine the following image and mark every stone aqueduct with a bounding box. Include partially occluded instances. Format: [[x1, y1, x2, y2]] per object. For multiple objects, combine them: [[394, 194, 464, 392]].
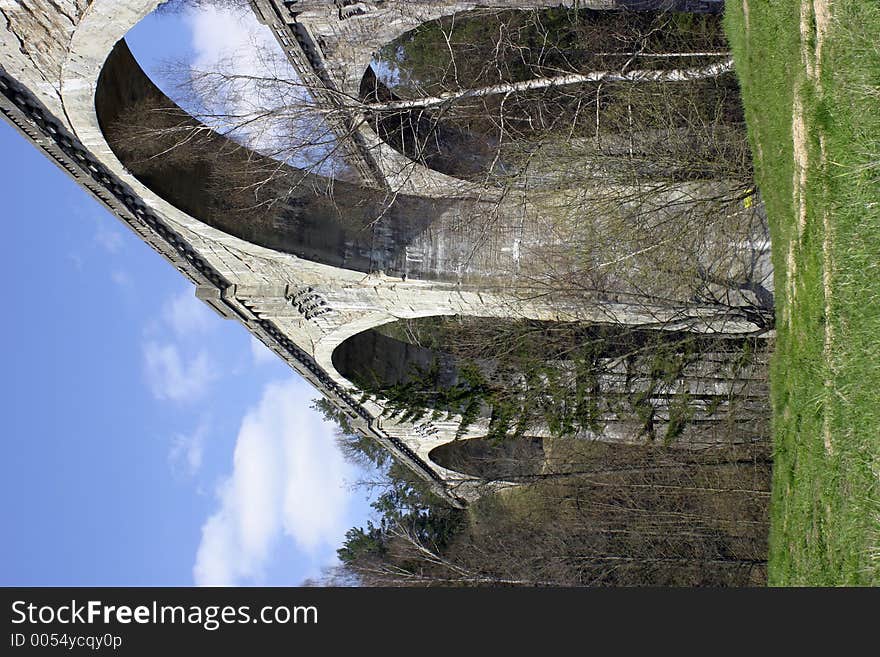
[[0, 0, 763, 506]]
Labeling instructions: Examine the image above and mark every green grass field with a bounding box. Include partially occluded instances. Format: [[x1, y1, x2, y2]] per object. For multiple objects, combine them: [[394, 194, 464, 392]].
[[724, 0, 880, 585]]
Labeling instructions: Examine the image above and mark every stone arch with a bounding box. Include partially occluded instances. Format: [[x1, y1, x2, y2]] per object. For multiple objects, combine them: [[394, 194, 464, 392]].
[[359, 3, 734, 183], [92, 30, 544, 284], [93, 40, 478, 278], [306, 1, 725, 98], [331, 315, 771, 447]]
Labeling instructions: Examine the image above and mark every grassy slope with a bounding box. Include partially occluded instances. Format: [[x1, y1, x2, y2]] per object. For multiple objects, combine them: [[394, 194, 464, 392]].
[[724, 1, 879, 584]]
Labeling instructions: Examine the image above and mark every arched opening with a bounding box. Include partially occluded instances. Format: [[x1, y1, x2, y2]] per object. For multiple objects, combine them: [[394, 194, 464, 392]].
[[429, 437, 545, 480], [332, 315, 770, 445], [428, 433, 770, 482], [366, 5, 742, 184], [94, 39, 488, 280]]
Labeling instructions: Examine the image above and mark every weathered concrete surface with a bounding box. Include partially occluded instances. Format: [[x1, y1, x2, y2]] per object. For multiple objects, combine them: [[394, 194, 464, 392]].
[[0, 0, 756, 505]]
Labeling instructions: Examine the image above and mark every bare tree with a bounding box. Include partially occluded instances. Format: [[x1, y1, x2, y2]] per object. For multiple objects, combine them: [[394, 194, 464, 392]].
[[332, 435, 770, 587]]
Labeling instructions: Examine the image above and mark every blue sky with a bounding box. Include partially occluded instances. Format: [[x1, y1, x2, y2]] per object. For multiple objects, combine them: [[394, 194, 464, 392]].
[[0, 5, 375, 586]]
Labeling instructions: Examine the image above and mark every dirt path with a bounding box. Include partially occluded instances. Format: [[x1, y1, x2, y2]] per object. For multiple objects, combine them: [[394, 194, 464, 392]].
[[792, 0, 835, 454]]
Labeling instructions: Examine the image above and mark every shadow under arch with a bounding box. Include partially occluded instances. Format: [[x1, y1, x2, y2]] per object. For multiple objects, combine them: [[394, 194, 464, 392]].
[[359, 67, 501, 182], [332, 325, 452, 391], [94, 39, 480, 280], [426, 432, 770, 482], [429, 437, 545, 481]]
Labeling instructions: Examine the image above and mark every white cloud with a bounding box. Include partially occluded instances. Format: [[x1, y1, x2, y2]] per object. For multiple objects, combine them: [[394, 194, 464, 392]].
[[170, 417, 211, 476], [67, 253, 84, 271], [163, 288, 215, 337], [193, 378, 353, 586], [188, 5, 276, 64], [110, 270, 132, 288], [143, 341, 216, 403], [140, 288, 219, 403], [186, 7, 290, 148], [184, 6, 340, 173], [94, 223, 125, 254], [250, 336, 277, 365]]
